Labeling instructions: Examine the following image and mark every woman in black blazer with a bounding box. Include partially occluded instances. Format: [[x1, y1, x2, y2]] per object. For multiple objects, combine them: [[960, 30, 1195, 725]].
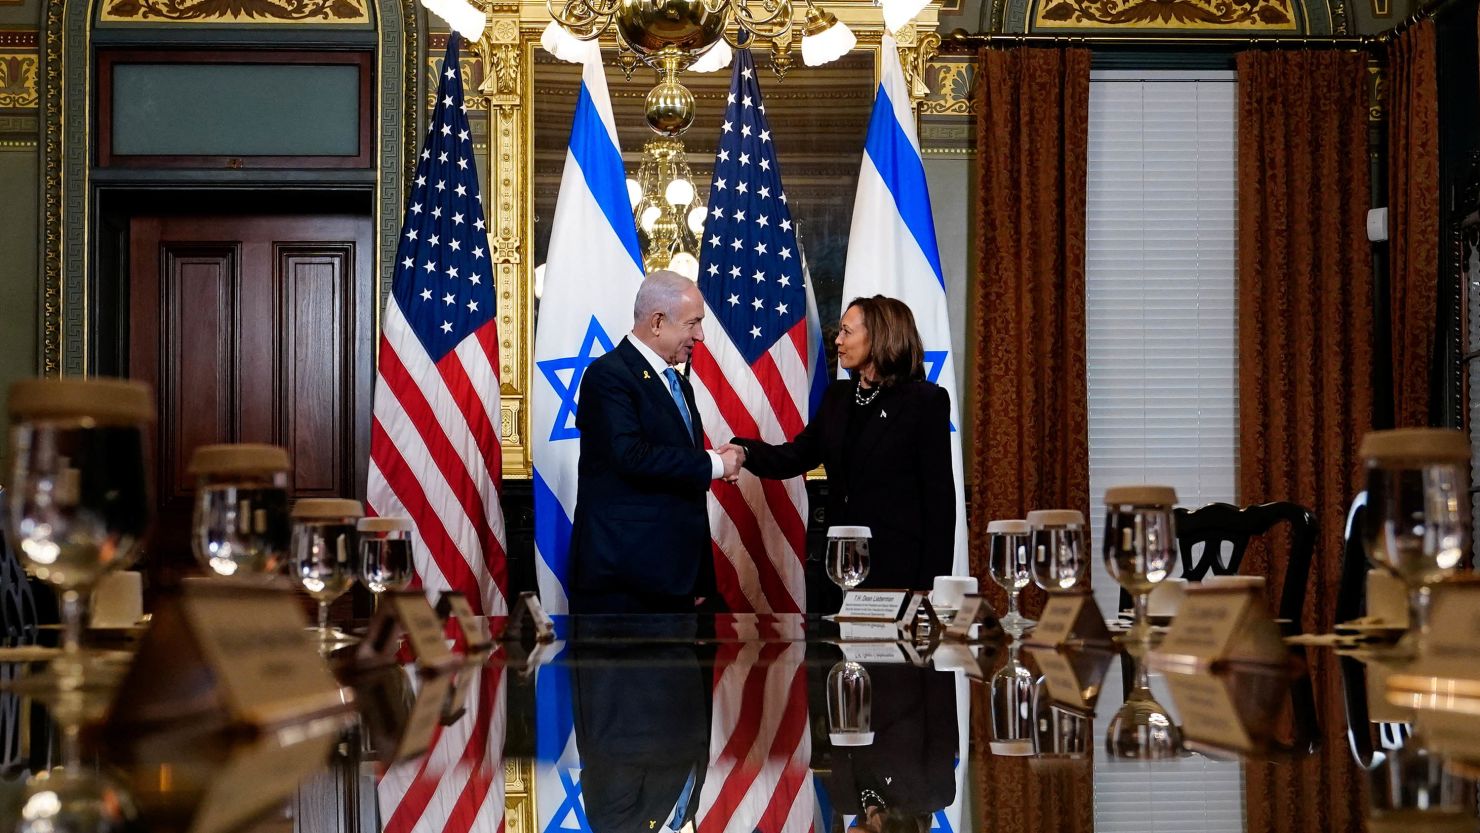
[[728, 295, 954, 591]]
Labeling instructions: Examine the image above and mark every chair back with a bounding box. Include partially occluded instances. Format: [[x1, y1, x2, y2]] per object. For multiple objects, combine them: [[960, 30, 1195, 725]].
[[1174, 501, 1318, 623], [1334, 491, 1369, 625]]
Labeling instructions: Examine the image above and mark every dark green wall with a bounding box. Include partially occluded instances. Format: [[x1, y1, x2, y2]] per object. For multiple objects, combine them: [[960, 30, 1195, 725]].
[[0, 1, 41, 482]]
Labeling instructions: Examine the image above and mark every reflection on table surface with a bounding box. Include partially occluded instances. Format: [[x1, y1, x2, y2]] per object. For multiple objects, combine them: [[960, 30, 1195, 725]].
[[0, 612, 1476, 833]]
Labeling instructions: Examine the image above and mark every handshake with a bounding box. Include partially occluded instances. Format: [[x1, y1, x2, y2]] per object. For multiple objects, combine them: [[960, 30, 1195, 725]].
[[715, 442, 748, 483]]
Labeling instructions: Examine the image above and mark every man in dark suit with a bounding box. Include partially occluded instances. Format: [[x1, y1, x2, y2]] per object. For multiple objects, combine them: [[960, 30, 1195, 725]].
[[571, 621, 711, 833], [569, 270, 742, 614]]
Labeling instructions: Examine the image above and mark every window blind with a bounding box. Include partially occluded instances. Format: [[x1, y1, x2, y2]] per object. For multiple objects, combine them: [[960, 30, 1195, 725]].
[[1084, 71, 1244, 832]]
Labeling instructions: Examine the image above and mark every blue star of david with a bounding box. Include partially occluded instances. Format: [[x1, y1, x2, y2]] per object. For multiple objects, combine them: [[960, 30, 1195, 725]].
[[923, 350, 957, 433], [538, 317, 615, 442], [543, 768, 591, 833], [923, 350, 948, 385]]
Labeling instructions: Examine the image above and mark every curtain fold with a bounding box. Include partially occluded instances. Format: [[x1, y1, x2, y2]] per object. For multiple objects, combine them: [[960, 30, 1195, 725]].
[[970, 46, 1092, 623], [1236, 48, 1373, 833], [1387, 20, 1440, 428], [970, 46, 1093, 833]]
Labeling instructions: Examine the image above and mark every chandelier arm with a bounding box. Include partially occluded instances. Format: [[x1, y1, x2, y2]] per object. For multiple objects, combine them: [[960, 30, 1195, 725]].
[[546, 0, 622, 39], [730, 0, 795, 38]]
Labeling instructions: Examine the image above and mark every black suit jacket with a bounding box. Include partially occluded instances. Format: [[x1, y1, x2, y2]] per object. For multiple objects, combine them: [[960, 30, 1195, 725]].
[[733, 379, 954, 591], [827, 664, 958, 816], [572, 634, 710, 833], [570, 337, 713, 602]]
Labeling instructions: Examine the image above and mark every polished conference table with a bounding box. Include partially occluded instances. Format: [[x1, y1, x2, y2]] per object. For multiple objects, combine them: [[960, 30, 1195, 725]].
[[0, 613, 1474, 833]]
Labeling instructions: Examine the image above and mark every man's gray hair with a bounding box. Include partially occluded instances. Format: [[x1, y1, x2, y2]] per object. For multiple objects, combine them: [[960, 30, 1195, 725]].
[[633, 270, 695, 323]]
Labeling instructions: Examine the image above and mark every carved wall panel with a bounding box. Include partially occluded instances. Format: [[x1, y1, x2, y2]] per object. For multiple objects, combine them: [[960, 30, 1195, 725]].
[[98, 0, 373, 24]]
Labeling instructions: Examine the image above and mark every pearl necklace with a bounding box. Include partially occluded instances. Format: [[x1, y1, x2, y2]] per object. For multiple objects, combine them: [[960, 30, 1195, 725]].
[[854, 381, 882, 406], [860, 788, 885, 809]]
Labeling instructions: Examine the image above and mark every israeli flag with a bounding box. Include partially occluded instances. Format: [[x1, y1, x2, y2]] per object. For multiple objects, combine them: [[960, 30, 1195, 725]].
[[531, 40, 645, 614], [841, 33, 967, 578]]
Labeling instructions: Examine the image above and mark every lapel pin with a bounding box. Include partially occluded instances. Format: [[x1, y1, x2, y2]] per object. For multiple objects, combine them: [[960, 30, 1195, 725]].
[[880, 409, 888, 418], [643, 370, 651, 380]]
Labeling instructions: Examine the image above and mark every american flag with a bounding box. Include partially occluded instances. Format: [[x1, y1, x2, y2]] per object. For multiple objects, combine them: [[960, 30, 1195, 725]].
[[691, 48, 815, 615], [368, 36, 507, 617], [695, 615, 815, 833], [377, 661, 508, 833]]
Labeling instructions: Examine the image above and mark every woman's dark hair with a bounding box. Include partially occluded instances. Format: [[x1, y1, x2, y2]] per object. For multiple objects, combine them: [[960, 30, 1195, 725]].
[[847, 295, 925, 388]]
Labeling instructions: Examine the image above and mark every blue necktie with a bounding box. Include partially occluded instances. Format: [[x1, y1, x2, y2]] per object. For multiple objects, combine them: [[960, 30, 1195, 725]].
[[664, 367, 694, 439]]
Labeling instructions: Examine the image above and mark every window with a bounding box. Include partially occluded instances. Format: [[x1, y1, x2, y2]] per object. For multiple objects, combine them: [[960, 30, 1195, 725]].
[[1085, 70, 1243, 832]]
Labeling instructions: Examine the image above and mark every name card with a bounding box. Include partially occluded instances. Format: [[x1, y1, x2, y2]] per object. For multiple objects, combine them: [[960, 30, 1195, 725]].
[[107, 580, 352, 833], [171, 727, 340, 833], [840, 642, 911, 664], [1163, 666, 1291, 755], [1416, 577, 1480, 661], [944, 594, 1003, 643], [836, 589, 911, 621], [357, 591, 459, 676], [1025, 646, 1113, 712], [109, 579, 351, 733], [1151, 584, 1288, 671], [356, 667, 452, 764], [437, 591, 493, 652], [839, 620, 904, 642], [503, 591, 556, 644], [1024, 589, 1113, 650]]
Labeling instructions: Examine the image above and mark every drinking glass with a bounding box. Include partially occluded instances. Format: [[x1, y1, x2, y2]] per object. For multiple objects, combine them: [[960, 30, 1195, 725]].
[[290, 498, 362, 649], [189, 444, 291, 578], [1027, 510, 1089, 592], [358, 517, 415, 602], [1360, 429, 1470, 646], [989, 640, 1036, 757], [826, 659, 874, 746], [1105, 651, 1183, 760], [825, 525, 871, 593], [1103, 485, 1179, 645], [1032, 676, 1092, 759], [7, 378, 152, 687], [986, 519, 1034, 634], [16, 687, 134, 833]]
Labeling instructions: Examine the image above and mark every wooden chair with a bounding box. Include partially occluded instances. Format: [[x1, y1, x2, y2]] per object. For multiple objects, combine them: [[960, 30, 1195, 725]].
[[1173, 501, 1318, 625], [1334, 491, 1369, 626]]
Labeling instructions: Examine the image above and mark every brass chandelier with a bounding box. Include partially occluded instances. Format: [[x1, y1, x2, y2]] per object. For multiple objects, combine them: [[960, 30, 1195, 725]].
[[542, 0, 888, 136], [628, 138, 707, 278]]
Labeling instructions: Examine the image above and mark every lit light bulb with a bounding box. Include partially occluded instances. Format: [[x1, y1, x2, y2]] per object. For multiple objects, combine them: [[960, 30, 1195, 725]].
[[626, 178, 643, 209], [640, 204, 662, 232], [687, 205, 708, 234], [665, 178, 695, 207], [670, 252, 699, 280]]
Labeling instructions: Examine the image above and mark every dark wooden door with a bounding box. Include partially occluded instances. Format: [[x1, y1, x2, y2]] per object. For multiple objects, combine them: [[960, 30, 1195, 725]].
[[129, 214, 374, 580]]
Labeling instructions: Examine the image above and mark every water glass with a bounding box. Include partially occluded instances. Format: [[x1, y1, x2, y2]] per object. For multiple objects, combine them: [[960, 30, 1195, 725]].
[[1027, 509, 1089, 592], [7, 377, 153, 685], [189, 444, 291, 578], [1105, 651, 1182, 760], [989, 641, 1036, 756], [1360, 429, 1470, 643], [1103, 485, 1178, 644], [826, 660, 873, 746], [825, 525, 871, 592], [986, 519, 1033, 633], [290, 498, 362, 648], [358, 517, 415, 598]]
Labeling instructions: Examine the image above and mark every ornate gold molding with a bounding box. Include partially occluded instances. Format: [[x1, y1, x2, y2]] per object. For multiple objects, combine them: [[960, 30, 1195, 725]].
[[0, 52, 37, 109], [98, 0, 373, 24]]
